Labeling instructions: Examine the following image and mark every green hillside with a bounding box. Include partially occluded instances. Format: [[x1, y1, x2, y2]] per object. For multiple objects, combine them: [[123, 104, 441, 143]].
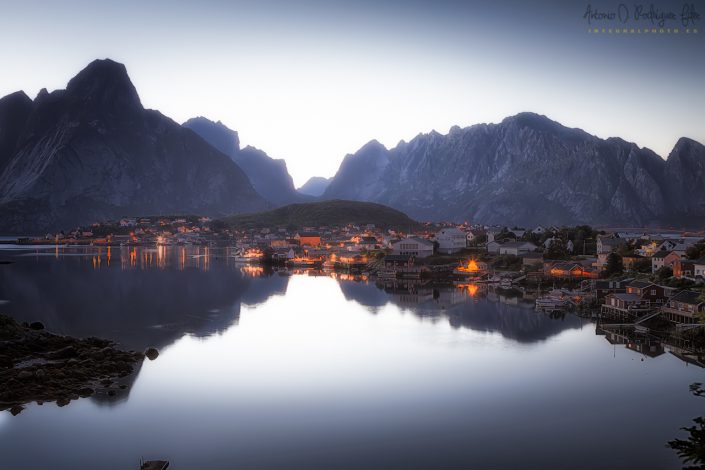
[[221, 200, 420, 231]]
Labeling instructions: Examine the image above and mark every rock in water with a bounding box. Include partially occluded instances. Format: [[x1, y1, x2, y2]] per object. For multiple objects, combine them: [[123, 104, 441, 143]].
[[145, 348, 159, 361]]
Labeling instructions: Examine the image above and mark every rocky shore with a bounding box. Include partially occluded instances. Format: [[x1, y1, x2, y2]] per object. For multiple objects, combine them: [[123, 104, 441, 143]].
[[0, 314, 148, 415]]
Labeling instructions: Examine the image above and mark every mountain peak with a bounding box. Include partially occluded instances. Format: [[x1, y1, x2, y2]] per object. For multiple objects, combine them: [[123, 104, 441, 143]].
[[65, 58, 141, 113], [357, 139, 387, 153], [183, 116, 240, 156]]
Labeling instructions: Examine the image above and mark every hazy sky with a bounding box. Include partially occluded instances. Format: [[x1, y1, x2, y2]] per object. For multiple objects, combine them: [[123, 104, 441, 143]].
[[1, 0, 703, 186]]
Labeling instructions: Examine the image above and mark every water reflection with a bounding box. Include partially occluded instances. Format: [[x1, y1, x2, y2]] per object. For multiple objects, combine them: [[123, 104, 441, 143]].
[[0, 246, 290, 351], [0, 247, 703, 469], [0, 247, 585, 353]]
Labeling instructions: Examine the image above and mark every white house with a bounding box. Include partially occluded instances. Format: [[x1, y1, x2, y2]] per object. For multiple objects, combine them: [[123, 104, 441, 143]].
[[694, 257, 705, 279], [434, 228, 467, 254], [392, 237, 434, 258], [486, 240, 501, 254], [597, 236, 626, 254], [498, 241, 538, 256]]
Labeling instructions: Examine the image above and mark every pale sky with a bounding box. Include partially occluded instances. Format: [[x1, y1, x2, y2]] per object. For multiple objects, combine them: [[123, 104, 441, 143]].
[[1, 0, 703, 186]]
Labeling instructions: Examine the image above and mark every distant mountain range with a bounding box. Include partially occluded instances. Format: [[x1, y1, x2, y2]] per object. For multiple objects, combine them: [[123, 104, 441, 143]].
[[298, 176, 332, 197], [0, 59, 267, 234], [183, 117, 310, 206], [322, 113, 705, 228], [0, 58, 703, 233]]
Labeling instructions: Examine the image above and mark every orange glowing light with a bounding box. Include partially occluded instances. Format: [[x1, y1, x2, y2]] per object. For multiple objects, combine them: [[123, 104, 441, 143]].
[[458, 259, 479, 273]]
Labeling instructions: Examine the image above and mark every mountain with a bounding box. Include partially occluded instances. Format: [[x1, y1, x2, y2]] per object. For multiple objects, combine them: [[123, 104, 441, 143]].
[[297, 176, 331, 197], [0, 59, 267, 234], [221, 200, 420, 231], [183, 117, 304, 206], [322, 113, 705, 227], [323, 140, 390, 201]]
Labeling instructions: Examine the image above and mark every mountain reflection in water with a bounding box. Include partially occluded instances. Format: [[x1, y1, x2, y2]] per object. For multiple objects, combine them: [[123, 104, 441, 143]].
[[0, 246, 581, 352]]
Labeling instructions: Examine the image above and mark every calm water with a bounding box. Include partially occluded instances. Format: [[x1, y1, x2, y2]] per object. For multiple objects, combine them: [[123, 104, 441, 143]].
[[0, 246, 703, 469]]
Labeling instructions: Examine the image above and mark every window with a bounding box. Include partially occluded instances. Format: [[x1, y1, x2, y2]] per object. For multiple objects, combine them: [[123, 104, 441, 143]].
[[650, 289, 656, 295]]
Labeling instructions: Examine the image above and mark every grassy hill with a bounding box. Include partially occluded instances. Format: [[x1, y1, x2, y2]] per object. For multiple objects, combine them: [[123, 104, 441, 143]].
[[221, 200, 420, 231]]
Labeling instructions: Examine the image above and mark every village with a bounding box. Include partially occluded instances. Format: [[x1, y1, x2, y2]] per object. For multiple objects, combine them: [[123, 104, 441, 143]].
[[9, 215, 705, 332]]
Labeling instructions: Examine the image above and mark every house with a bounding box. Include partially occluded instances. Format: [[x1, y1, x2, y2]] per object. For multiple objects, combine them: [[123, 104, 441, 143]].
[[466, 229, 486, 245], [391, 237, 434, 258], [661, 290, 705, 324], [651, 250, 681, 273], [673, 258, 695, 279], [358, 236, 379, 250], [498, 241, 537, 256], [625, 280, 668, 307], [695, 257, 705, 280], [597, 236, 626, 254], [601, 293, 651, 316], [590, 279, 631, 298], [434, 228, 467, 254], [521, 252, 544, 269], [509, 229, 526, 238], [545, 262, 599, 279], [272, 248, 295, 261], [486, 240, 501, 254], [119, 218, 137, 227], [295, 232, 321, 247]]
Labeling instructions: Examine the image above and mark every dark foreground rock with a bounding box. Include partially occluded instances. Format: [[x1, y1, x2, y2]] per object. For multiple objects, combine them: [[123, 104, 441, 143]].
[[0, 314, 145, 413]]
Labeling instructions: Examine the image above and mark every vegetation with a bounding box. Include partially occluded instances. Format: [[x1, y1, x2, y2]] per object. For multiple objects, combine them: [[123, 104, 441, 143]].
[[491, 254, 523, 271], [668, 383, 705, 469], [655, 266, 673, 282], [687, 239, 705, 260], [220, 200, 421, 231], [604, 253, 624, 277], [544, 238, 569, 260], [630, 257, 652, 273]]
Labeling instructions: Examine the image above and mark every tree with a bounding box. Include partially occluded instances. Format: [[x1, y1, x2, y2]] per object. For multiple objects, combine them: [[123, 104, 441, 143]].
[[668, 384, 705, 469], [604, 253, 624, 277], [544, 238, 569, 260], [687, 239, 705, 260], [631, 258, 652, 273], [655, 266, 673, 282]]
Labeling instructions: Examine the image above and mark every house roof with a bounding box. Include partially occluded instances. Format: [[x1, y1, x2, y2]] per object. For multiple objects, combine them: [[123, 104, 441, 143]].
[[670, 290, 704, 305], [652, 250, 670, 259], [628, 280, 654, 289], [610, 293, 643, 302]]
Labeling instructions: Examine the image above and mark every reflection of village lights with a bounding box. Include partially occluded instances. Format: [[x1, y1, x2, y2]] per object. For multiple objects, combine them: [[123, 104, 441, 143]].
[[241, 265, 264, 277], [456, 283, 480, 297]]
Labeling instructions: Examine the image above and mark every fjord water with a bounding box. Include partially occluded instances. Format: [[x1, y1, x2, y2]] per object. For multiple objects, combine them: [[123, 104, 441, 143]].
[[0, 247, 702, 469]]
